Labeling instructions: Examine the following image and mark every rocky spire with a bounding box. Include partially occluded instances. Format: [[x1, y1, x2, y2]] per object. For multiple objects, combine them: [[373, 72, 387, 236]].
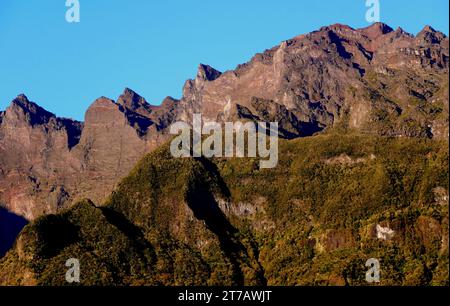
[[117, 88, 149, 110], [8, 94, 55, 126], [196, 64, 222, 82]]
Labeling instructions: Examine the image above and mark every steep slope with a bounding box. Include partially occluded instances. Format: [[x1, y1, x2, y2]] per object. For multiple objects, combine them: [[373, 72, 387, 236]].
[[177, 23, 449, 139], [0, 95, 83, 220], [0, 23, 448, 251], [1, 133, 447, 285], [0, 90, 173, 222]]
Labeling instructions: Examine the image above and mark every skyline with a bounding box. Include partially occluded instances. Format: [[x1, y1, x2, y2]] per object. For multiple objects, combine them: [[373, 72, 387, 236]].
[[0, 0, 449, 121]]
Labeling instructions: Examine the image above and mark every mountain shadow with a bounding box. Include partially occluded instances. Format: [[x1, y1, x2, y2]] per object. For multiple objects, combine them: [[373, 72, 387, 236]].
[[0, 207, 28, 257], [184, 157, 267, 285]]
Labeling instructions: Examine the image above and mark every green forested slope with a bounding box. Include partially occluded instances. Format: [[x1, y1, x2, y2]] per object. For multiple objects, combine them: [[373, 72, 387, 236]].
[[1, 133, 448, 286]]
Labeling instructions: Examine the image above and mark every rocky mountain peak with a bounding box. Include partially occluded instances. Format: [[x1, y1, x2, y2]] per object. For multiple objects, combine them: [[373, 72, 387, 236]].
[[11, 94, 35, 110], [416, 25, 447, 45], [319, 23, 355, 34], [88, 96, 117, 110], [422, 25, 437, 33], [392, 26, 413, 38], [196, 64, 222, 82], [359, 22, 394, 39], [117, 88, 150, 110], [83, 97, 121, 124], [160, 96, 178, 109], [182, 64, 223, 101], [7, 94, 55, 126], [12, 94, 30, 104]]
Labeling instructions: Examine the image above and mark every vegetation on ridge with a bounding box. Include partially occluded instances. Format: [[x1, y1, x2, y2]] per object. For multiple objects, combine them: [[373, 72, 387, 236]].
[[0, 132, 448, 286]]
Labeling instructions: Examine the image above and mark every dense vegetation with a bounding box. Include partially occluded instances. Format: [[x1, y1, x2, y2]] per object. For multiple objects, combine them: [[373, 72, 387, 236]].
[[0, 132, 448, 286]]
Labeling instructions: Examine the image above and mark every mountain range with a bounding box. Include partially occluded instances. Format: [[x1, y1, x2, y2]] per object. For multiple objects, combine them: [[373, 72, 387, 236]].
[[0, 23, 448, 285]]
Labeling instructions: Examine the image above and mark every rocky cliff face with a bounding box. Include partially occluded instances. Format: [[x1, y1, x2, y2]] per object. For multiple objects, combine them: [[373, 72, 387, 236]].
[[0, 91, 173, 221], [0, 23, 448, 224], [178, 23, 448, 138], [0, 95, 82, 220]]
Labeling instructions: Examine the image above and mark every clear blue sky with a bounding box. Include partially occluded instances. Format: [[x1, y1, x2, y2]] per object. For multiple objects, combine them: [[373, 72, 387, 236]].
[[0, 0, 448, 121]]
